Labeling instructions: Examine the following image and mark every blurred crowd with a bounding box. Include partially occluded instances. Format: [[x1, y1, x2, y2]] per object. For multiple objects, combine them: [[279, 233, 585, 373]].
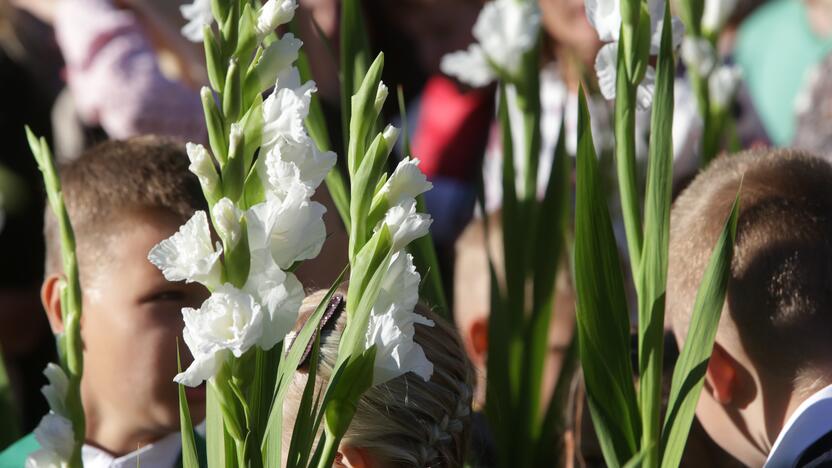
[[3, 0, 832, 466]]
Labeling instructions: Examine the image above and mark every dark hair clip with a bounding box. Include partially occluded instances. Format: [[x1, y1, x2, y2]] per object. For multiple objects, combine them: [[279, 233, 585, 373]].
[[296, 293, 346, 370]]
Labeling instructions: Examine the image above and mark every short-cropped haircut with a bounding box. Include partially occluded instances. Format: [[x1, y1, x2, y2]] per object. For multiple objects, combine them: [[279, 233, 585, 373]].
[[668, 149, 832, 380], [43, 136, 207, 278]]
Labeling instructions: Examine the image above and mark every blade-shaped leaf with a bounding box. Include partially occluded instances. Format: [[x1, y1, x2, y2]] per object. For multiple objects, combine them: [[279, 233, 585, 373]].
[[660, 193, 740, 468], [636, 4, 675, 465], [574, 87, 640, 466], [177, 342, 200, 468]]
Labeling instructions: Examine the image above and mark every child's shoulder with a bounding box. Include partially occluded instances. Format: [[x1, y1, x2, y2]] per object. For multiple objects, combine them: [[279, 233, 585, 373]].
[[0, 432, 40, 468]]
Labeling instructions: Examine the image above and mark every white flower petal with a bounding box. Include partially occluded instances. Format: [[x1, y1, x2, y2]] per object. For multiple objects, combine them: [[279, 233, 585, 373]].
[[585, 0, 621, 42], [702, 0, 737, 33], [473, 0, 540, 76], [33, 413, 74, 460], [379, 199, 432, 251], [212, 198, 243, 249], [708, 64, 742, 109], [244, 254, 304, 349], [254, 34, 303, 93], [681, 37, 716, 76], [378, 157, 433, 209], [440, 44, 496, 88], [40, 364, 69, 417], [256, 0, 298, 37], [180, 0, 213, 42], [263, 137, 336, 192], [636, 66, 657, 110], [261, 74, 316, 153], [595, 42, 618, 101], [148, 211, 223, 289], [365, 252, 434, 385]]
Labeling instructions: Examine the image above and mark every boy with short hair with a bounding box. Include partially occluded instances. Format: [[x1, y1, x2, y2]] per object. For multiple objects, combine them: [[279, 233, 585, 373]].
[[668, 149, 832, 467], [0, 136, 208, 466]]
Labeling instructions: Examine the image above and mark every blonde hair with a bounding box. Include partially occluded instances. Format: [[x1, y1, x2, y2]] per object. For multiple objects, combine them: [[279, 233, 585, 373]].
[[284, 290, 475, 467]]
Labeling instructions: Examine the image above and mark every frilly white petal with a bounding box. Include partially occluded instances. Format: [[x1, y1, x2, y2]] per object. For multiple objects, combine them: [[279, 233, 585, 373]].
[[440, 44, 496, 88], [148, 211, 223, 289], [256, 0, 298, 37], [247, 181, 327, 269], [180, 0, 213, 42], [379, 199, 433, 252], [255, 34, 303, 94], [40, 364, 69, 417], [708, 64, 742, 109], [595, 42, 618, 101], [263, 137, 336, 192], [33, 413, 74, 460], [365, 252, 434, 385], [262, 73, 316, 153], [585, 0, 621, 42], [702, 0, 738, 33], [681, 37, 716, 76], [244, 252, 304, 349], [378, 157, 433, 208]]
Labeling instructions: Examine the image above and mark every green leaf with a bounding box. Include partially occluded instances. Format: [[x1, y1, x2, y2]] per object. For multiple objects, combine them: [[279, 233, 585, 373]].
[[574, 88, 639, 466], [235, 3, 258, 67], [204, 26, 225, 92], [348, 131, 393, 260], [660, 193, 739, 468], [636, 4, 675, 466], [339, 0, 372, 155], [201, 88, 229, 164], [346, 53, 385, 177], [285, 333, 322, 468], [177, 342, 200, 468]]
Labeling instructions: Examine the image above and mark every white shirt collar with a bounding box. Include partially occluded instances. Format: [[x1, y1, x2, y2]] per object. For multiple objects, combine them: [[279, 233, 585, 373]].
[[765, 383, 832, 468], [81, 431, 182, 468]]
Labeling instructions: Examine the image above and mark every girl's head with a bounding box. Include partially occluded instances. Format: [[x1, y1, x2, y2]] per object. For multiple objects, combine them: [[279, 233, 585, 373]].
[[284, 290, 475, 467]]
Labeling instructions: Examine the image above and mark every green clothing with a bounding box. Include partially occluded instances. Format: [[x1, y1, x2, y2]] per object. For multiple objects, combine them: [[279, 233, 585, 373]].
[[0, 431, 207, 467], [735, 0, 832, 146]]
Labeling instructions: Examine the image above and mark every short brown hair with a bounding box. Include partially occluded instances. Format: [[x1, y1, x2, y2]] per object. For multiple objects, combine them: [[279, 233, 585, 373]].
[[668, 149, 832, 383], [44, 136, 206, 277]]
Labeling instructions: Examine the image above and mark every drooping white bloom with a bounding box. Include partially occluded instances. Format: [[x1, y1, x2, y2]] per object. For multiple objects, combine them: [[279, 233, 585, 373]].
[[176, 285, 265, 386], [365, 252, 435, 385], [440, 0, 540, 86], [702, 0, 738, 34], [247, 179, 327, 269], [40, 364, 69, 418], [256, 0, 298, 37], [180, 0, 213, 43], [212, 198, 243, 249], [244, 251, 304, 349], [30, 412, 74, 466], [708, 64, 742, 109], [261, 70, 316, 151], [254, 34, 303, 93], [186, 143, 219, 197], [681, 37, 716, 76], [595, 42, 657, 110], [148, 211, 223, 290], [379, 199, 433, 252], [377, 157, 433, 208]]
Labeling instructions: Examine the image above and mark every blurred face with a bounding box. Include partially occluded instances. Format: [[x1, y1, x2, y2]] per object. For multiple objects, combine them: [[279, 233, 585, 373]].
[[539, 0, 602, 64], [79, 208, 208, 446]]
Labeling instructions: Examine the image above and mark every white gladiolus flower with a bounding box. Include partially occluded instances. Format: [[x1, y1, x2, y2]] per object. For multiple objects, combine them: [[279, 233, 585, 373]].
[[247, 181, 327, 269], [702, 0, 738, 34], [254, 34, 303, 93], [256, 0, 298, 37], [379, 199, 433, 251], [186, 143, 219, 196], [180, 0, 213, 43], [244, 251, 304, 349], [365, 252, 434, 385], [262, 138, 336, 192], [40, 364, 69, 417], [176, 285, 265, 386], [440, 0, 539, 86], [595, 42, 657, 110], [148, 211, 223, 289], [262, 73, 316, 152], [33, 413, 74, 461], [708, 64, 742, 109], [681, 37, 716, 76], [377, 157, 433, 208], [585, 0, 621, 42], [212, 198, 243, 249]]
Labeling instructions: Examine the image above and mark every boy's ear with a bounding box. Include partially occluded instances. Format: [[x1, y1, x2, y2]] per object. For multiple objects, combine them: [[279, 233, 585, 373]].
[[706, 342, 738, 405], [335, 445, 373, 468], [41, 274, 65, 335], [465, 317, 489, 367]]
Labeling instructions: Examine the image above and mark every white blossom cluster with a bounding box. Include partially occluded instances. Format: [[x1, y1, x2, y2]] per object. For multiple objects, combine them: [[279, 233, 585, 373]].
[[26, 365, 74, 468]]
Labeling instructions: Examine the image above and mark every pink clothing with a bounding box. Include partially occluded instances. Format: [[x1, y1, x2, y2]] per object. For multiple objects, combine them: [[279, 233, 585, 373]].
[[54, 0, 206, 142]]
